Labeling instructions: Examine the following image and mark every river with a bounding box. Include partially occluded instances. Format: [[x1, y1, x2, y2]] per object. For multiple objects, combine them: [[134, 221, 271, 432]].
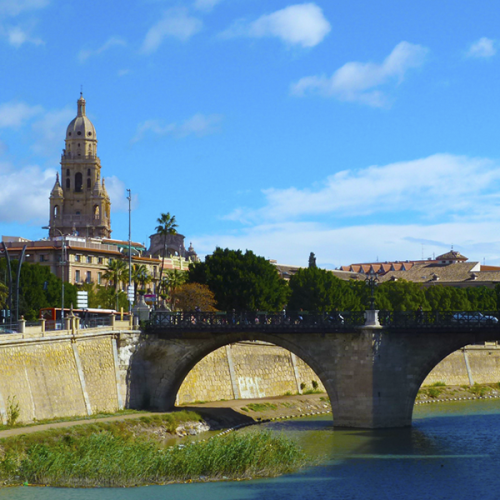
[[1, 400, 499, 499]]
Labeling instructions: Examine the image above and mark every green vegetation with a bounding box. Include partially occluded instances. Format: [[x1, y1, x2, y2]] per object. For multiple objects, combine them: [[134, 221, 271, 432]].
[[0, 259, 78, 321], [188, 248, 290, 312], [303, 389, 324, 395], [155, 212, 178, 295], [470, 383, 491, 397], [6, 396, 20, 427], [0, 421, 308, 487], [289, 267, 364, 312], [312, 380, 319, 390], [244, 403, 278, 412], [431, 381, 446, 387]]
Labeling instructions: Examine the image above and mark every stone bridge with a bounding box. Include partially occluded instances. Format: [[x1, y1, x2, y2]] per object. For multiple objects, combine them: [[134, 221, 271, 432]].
[[127, 311, 500, 429]]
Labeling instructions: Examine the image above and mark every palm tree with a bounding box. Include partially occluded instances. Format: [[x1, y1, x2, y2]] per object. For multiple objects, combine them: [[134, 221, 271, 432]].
[[103, 259, 128, 292], [155, 212, 178, 291], [132, 264, 151, 302], [163, 269, 187, 309]]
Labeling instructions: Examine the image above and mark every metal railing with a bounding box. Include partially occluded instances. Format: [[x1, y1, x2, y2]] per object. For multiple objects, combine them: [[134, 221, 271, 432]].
[[146, 310, 366, 334], [379, 311, 500, 331], [146, 310, 500, 335]]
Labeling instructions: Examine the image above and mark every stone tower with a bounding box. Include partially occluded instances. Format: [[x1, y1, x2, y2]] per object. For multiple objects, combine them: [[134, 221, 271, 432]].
[[49, 94, 111, 239]]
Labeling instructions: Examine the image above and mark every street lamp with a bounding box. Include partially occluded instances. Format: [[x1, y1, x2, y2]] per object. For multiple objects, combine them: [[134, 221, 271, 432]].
[[43, 226, 66, 324], [127, 189, 132, 314], [365, 270, 378, 310]]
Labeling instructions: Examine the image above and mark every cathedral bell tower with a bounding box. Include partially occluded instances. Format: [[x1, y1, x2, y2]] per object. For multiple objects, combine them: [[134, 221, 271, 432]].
[[49, 94, 111, 239]]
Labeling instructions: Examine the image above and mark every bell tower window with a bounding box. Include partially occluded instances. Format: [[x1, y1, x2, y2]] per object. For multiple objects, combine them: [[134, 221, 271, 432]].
[[66, 178, 70, 189], [53, 205, 59, 218], [75, 173, 83, 192], [87, 178, 91, 188], [94, 205, 100, 220]]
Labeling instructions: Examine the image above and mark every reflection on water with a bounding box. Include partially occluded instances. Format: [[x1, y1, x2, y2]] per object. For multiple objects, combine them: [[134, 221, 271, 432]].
[[2, 399, 500, 500]]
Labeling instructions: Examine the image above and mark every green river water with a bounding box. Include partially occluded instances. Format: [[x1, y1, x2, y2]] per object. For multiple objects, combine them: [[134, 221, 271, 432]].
[[1, 399, 500, 499]]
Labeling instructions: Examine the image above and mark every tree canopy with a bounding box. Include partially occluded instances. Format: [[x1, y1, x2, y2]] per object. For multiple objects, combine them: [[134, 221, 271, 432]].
[[0, 259, 77, 320], [188, 248, 290, 312], [288, 267, 364, 312]]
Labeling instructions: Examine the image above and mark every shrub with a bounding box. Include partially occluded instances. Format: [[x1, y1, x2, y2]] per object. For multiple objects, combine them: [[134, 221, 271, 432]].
[[312, 380, 318, 390]]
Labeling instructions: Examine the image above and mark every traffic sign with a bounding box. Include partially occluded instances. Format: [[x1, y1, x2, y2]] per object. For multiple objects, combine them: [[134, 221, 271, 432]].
[[77, 291, 88, 308]]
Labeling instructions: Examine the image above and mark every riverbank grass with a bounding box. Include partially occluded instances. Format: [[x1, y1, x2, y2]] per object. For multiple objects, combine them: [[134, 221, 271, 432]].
[[0, 416, 308, 487]]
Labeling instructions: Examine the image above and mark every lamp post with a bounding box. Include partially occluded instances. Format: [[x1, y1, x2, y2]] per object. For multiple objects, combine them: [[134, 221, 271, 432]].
[[364, 270, 380, 327], [365, 270, 378, 310], [43, 226, 66, 324], [127, 189, 132, 314]]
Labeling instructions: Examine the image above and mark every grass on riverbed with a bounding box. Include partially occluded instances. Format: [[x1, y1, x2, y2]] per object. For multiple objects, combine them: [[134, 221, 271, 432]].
[[0, 420, 308, 487]]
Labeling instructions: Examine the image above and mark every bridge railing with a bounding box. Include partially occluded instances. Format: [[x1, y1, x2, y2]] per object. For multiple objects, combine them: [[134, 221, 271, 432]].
[[379, 310, 500, 330], [146, 310, 500, 334], [146, 310, 366, 333]]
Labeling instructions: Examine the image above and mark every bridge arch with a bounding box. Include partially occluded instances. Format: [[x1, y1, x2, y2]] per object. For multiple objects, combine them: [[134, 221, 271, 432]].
[[128, 331, 339, 421]]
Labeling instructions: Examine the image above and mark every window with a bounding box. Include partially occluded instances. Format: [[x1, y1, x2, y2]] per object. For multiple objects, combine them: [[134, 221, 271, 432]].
[[75, 172, 83, 192], [66, 169, 69, 176], [86, 271, 92, 283], [87, 178, 91, 188], [98, 257, 103, 264], [87, 256, 92, 264], [97, 272, 102, 285], [53, 205, 59, 218], [87, 169, 91, 175], [75, 255, 81, 262], [39, 255, 45, 263], [66, 178, 70, 189], [94, 205, 100, 220], [75, 270, 81, 282]]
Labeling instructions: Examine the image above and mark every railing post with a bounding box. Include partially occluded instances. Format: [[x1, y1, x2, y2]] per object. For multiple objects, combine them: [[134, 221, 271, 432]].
[[18, 316, 26, 334], [40, 318, 46, 336], [364, 310, 381, 327]]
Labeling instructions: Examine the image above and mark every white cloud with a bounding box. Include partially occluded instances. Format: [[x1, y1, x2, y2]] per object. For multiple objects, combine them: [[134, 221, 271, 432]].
[[0, 0, 49, 17], [291, 41, 428, 106], [6, 25, 43, 46], [0, 101, 42, 128], [132, 113, 222, 142], [0, 165, 56, 223], [466, 37, 496, 59], [192, 220, 500, 268], [31, 107, 73, 157], [221, 3, 330, 48], [228, 154, 500, 224], [208, 153, 500, 265], [141, 8, 202, 54], [78, 36, 126, 63], [104, 176, 138, 212], [194, 0, 223, 12]]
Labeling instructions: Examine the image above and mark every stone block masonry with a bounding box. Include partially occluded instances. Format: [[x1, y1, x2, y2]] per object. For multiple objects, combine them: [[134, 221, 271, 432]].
[[177, 341, 325, 404], [0, 331, 121, 424]]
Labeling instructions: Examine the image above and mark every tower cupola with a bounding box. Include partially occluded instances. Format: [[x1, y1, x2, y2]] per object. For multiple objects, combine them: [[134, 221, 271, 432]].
[[65, 93, 97, 141]]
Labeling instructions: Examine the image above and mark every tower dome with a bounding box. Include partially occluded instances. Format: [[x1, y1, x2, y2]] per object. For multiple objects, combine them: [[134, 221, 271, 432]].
[[65, 94, 96, 140]]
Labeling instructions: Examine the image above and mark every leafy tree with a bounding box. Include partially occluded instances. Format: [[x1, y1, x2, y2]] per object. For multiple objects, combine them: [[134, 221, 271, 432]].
[[466, 286, 497, 311], [155, 212, 178, 291], [188, 247, 290, 312], [375, 280, 430, 312], [288, 267, 363, 312], [174, 283, 217, 311], [0, 259, 77, 320], [424, 286, 471, 311]]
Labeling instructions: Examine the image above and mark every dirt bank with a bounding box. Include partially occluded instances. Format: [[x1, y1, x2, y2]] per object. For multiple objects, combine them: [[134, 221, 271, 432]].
[[180, 393, 332, 428]]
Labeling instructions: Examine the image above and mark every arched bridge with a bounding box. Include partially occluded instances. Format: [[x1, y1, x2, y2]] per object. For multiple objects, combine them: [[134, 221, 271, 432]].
[[128, 311, 500, 429]]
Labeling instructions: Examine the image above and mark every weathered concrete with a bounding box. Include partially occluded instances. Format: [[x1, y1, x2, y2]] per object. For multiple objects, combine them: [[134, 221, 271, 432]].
[[127, 327, 500, 428]]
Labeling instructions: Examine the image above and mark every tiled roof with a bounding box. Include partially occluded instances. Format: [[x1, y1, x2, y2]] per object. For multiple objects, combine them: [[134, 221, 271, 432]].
[[377, 262, 500, 284]]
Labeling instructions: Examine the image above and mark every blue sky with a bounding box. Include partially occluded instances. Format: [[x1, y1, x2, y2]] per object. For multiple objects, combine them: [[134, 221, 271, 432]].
[[1, 0, 500, 267]]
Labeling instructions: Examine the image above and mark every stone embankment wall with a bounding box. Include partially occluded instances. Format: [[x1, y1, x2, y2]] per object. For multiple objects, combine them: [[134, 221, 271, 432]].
[[422, 343, 500, 386], [0, 330, 124, 424], [177, 341, 325, 404]]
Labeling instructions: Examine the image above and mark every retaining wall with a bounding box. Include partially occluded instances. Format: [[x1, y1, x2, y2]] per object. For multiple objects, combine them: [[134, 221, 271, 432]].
[[0, 330, 124, 424]]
